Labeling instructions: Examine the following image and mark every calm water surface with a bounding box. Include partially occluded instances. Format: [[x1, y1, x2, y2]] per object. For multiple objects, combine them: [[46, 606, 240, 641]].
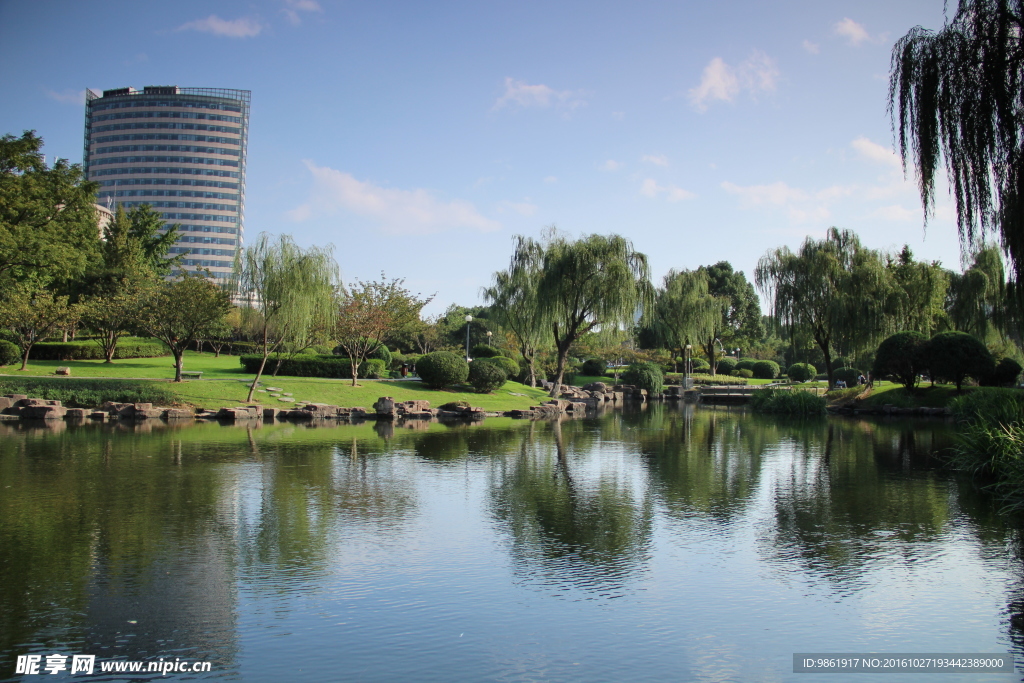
[[2, 405, 1023, 682]]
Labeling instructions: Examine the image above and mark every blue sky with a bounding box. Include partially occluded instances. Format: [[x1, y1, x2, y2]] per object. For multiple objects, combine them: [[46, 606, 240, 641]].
[[0, 0, 965, 316]]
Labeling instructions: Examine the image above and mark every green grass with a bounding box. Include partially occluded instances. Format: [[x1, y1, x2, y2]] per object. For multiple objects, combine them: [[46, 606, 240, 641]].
[[0, 351, 553, 410], [855, 382, 962, 408]]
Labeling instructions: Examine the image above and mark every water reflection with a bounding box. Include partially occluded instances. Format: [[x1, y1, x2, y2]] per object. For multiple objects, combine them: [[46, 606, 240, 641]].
[[1, 409, 1022, 681]]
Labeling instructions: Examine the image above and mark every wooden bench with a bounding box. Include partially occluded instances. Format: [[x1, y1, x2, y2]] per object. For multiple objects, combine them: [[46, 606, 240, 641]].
[[180, 371, 203, 380]]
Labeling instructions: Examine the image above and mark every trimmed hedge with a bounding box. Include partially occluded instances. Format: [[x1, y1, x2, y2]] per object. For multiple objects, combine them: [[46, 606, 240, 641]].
[[479, 355, 519, 378], [417, 351, 469, 388], [469, 360, 507, 392], [581, 358, 607, 376], [736, 359, 757, 373], [622, 361, 664, 394], [0, 340, 20, 366], [0, 377, 176, 408], [983, 357, 1024, 387], [471, 344, 501, 358], [30, 338, 169, 361], [239, 354, 385, 378], [736, 368, 754, 378], [716, 357, 738, 375], [786, 363, 817, 382], [690, 357, 710, 372], [832, 366, 864, 387], [752, 360, 780, 379]]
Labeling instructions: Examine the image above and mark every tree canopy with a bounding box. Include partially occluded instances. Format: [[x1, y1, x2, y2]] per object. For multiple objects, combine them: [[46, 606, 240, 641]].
[[889, 0, 1024, 282]]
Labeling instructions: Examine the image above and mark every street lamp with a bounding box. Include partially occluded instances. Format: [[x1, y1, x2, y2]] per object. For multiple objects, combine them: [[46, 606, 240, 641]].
[[684, 344, 692, 389], [465, 315, 473, 361]]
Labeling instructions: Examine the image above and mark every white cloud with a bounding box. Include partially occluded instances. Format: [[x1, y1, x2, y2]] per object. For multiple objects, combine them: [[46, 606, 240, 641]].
[[802, 40, 820, 54], [289, 161, 501, 234], [493, 78, 586, 113], [44, 88, 85, 105], [688, 50, 779, 112], [177, 15, 263, 38], [872, 204, 916, 221], [544, 176, 558, 184], [642, 154, 669, 167], [834, 18, 870, 46], [600, 160, 621, 172], [641, 179, 695, 202], [850, 136, 901, 169], [722, 180, 808, 207], [283, 0, 321, 26], [497, 200, 538, 216]]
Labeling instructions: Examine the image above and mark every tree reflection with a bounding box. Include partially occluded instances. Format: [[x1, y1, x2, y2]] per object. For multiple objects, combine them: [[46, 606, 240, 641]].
[[488, 418, 653, 596]]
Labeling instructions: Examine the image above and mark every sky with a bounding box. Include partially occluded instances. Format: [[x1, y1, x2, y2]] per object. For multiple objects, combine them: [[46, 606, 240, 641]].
[[0, 0, 969, 317]]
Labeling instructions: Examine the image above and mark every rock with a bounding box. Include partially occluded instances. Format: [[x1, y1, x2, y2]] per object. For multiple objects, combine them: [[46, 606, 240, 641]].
[[263, 407, 283, 420], [163, 409, 193, 420], [0, 397, 12, 410], [54, 366, 71, 376], [21, 405, 67, 420], [582, 382, 607, 392], [89, 411, 108, 421], [18, 398, 53, 408], [266, 387, 283, 391], [374, 396, 396, 416], [278, 397, 295, 403], [5, 394, 28, 401], [64, 408, 88, 419], [217, 407, 259, 420]]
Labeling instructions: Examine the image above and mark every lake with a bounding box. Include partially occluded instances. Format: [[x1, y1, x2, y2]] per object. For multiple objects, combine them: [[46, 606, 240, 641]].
[[1, 404, 1021, 682]]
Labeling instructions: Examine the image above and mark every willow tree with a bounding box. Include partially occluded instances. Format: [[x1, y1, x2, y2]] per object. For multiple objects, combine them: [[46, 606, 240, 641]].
[[654, 269, 726, 375], [238, 233, 339, 402], [513, 232, 653, 396], [483, 236, 548, 387], [756, 228, 892, 387], [945, 244, 1007, 337], [889, 0, 1024, 280]]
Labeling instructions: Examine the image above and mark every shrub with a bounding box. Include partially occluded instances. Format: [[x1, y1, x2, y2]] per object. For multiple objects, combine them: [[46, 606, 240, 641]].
[[832, 356, 853, 369], [737, 368, 754, 378], [333, 340, 392, 366], [581, 358, 607, 376], [690, 357, 710, 372], [873, 331, 928, 392], [922, 331, 996, 391], [416, 351, 470, 388], [687, 373, 748, 386], [832, 366, 864, 387], [751, 360, 780, 379], [238, 354, 384, 378], [0, 340, 20, 367], [715, 357, 738, 375], [622, 361, 664, 394], [361, 358, 387, 379], [0, 378, 175, 408], [786, 363, 817, 382], [736, 359, 757, 373], [479, 355, 519, 378], [982, 357, 1023, 387], [30, 338, 169, 361], [469, 360, 507, 392], [749, 387, 826, 414], [470, 343, 500, 358], [439, 400, 471, 410]]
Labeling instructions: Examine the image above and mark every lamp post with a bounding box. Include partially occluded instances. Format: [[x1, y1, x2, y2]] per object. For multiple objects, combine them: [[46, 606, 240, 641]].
[[465, 315, 473, 361], [684, 344, 692, 389]]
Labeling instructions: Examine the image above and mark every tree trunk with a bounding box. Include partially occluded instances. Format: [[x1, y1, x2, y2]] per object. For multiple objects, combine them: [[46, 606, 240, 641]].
[[19, 344, 31, 371], [104, 331, 117, 363], [549, 337, 572, 397], [173, 350, 184, 382], [351, 358, 360, 387], [247, 353, 270, 402]]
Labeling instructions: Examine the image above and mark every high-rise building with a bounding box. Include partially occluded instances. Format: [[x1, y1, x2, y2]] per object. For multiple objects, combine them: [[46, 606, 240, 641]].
[[83, 86, 250, 282]]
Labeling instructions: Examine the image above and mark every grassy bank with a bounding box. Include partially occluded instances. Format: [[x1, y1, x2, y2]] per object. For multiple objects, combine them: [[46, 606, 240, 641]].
[[0, 351, 553, 411]]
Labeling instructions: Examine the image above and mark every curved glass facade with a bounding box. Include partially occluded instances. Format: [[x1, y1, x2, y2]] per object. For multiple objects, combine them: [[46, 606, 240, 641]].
[[84, 86, 250, 283]]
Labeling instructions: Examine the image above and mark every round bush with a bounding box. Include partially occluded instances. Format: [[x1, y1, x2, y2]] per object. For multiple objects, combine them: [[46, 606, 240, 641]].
[[832, 356, 853, 370], [922, 331, 996, 391], [471, 343, 500, 358], [479, 355, 519, 379], [622, 361, 664, 394], [690, 357, 710, 372], [737, 368, 754, 378], [736, 359, 757, 373], [984, 357, 1024, 387], [751, 360, 780, 379], [786, 362, 817, 382], [469, 360, 507, 393], [716, 357, 738, 375], [873, 331, 928, 391], [832, 366, 864, 387], [416, 351, 469, 388], [581, 358, 607, 376], [0, 340, 20, 367]]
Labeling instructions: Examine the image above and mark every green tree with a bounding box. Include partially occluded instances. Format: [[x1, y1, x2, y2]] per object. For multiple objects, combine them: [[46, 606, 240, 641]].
[[0, 131, 100, 284], [922, 330, 996, 391], [653, 268, 727, 375], [483, 236, 549, 387], [945, 245, 1007, 338], [704, 261, 763, 348], [334, 275, 432, 387], [756, 228, 894, 387], [0, 282, 72, 370], [889, 1, 1024, 281], [888, 245, 949, 336], [512, 232, 653, 396], [136, 271, 231, 382], [873, 330, 929, 392]]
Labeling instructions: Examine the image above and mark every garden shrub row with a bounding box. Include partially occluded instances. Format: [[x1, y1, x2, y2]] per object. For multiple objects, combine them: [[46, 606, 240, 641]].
[[0, 378, 176, 408], [749, 387, 826, 414], [239, 354, 386, 379], [29, 338, 169, 361]]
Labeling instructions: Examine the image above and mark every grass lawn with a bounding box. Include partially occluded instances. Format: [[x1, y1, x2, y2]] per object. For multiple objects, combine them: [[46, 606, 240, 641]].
[[856, 381, 965, 408], [0, 351, 553, 411]]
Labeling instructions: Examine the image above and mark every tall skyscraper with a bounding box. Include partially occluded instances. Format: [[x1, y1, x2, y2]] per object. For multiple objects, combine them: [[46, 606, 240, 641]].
[[83, 86, 250, 282]]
